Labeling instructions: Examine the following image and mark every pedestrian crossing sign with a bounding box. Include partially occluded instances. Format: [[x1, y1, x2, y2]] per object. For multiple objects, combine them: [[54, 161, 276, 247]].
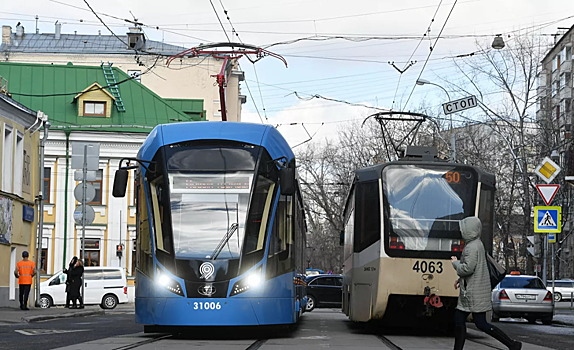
[[534, 206, 561, 233]]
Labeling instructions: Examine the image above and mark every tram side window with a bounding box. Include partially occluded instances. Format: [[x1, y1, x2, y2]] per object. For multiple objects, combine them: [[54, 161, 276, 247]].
[[294, 192, 306, 273], [268, 195, 294, 276], [136, 175, 153, 276], [344, 188, 355, 260], [354, 181, 380, 252], [478, 184, 495, 253], [150, 177, 171, 253]]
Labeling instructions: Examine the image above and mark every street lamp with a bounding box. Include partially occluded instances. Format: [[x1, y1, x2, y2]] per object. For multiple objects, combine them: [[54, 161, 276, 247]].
[[416, 78, 455, 162], [492, 34, 505, 50]]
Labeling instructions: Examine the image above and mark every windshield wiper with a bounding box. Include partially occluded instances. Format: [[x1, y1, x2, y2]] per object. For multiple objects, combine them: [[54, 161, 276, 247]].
[[211, 223, 239, 260]]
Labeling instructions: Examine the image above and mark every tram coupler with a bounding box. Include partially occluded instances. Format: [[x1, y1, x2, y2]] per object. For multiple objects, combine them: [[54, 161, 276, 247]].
[[422, 286, 443, 316]]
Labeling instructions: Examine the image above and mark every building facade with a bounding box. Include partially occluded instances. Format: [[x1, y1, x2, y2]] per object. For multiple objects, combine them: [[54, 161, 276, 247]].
[[0, 61, 205, 300], [1, 23, 246, 122], [0, 90, 40, 307]]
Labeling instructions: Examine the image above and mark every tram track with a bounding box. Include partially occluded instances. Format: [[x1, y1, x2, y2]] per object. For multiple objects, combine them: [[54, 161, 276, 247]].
[[376, 335, 403, 350], [111, 334, 173, 350], [109, 334, 267, 350]]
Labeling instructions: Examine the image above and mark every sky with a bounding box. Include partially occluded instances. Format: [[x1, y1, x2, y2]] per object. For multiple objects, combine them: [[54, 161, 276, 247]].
[[2, 0, 574, 146]]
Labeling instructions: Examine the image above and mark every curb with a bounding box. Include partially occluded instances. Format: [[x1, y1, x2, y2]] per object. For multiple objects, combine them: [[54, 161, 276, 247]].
[[553, 320, 574, 327], [22, 310, 105, 323]]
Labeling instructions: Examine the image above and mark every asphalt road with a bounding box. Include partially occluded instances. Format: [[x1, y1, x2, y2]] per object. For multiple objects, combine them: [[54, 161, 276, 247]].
[[0, 310, 141, 350], [1, 308, 573, 350]]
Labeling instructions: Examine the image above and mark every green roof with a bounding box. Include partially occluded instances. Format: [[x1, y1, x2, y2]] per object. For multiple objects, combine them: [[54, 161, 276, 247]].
[[0, 62, 204, 132]]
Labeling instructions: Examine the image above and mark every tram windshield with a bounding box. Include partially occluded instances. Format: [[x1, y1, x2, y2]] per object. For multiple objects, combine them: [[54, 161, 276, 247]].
[[383, 165, 477, 252], [168, 173, 253, 259]]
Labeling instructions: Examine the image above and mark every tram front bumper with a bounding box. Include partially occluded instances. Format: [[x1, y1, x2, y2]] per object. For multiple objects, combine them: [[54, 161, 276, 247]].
[[136, 297, 295, 326]]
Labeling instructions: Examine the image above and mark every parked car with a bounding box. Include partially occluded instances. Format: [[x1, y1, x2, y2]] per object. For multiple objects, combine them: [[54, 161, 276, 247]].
[[39, 267, 128, 309], [305, 274, 343, 312], [546, 279, 574, 302], [491, 274, 554, 324]]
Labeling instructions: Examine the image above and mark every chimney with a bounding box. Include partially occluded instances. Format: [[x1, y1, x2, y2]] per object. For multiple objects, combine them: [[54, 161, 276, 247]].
[[55, 22, 61, 40], [126, 27, 145, 50], [15, 24, 24, 38], [1, 26, 11, 45]]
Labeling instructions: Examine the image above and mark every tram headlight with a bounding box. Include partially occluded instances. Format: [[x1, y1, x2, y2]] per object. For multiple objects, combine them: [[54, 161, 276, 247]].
[[156, 269, 184, 297], [230, 267, 263, 296]]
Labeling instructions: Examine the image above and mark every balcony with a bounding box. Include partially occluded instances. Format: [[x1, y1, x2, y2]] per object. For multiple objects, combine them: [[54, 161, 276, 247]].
[[561, 60, 572, 73], [560, 86, 572, 100]]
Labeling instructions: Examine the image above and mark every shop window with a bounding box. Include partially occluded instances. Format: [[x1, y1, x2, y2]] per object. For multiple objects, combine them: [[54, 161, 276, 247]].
[[83, 250, 100, 267]]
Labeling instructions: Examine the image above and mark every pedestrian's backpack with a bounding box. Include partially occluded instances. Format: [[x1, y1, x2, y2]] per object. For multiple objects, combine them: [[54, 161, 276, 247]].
[[486, 252, 506, 289]]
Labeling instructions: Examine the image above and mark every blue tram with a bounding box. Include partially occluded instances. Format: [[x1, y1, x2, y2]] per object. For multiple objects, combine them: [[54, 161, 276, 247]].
[[112, 122, 307, 329]]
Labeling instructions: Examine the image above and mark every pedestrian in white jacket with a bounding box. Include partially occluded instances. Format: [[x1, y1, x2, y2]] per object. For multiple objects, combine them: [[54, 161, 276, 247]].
[[451, 216, 521, 350]]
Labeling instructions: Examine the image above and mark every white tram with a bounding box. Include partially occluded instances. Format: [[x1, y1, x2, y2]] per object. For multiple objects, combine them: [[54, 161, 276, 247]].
[[341, 146, 495, 328]]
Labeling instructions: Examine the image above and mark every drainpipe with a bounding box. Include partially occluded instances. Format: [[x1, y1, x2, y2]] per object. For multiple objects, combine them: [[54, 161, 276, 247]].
[[35, 117, 50, 307], [62, 129, 70, 269]]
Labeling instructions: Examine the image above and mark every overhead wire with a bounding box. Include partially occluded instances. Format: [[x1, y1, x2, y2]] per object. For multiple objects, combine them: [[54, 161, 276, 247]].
[[401, 0, 459, 110]]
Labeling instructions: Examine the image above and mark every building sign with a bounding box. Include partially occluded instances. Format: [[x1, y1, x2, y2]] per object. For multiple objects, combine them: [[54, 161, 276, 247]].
[[22, 140, 32, 195], [22, 205, 34, 222], [81, 238, 100, 249], [0, 196, 13, 244], [442, 95, 478, 115]]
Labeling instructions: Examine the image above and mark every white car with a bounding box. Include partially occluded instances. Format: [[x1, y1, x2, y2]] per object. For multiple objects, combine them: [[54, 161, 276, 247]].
[[546, 279, 574, 302], [39, 267, 128, 309]]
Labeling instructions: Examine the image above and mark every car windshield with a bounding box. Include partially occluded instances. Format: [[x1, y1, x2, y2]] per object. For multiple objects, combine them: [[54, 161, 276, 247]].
[[500, 277, 546, 289]]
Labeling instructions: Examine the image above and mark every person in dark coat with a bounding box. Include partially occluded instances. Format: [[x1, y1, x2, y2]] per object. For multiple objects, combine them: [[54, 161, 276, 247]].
[[451, 217, 521, 350], [63, 257, 78, 308], [68, 259, 84, 309]]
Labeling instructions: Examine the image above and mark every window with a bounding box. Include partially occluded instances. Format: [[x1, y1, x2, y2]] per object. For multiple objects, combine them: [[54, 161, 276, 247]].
[[83, 101, 106, 116], [150, 177, 170, 253], [566, 46, 573, 61], [553, 56, 559, 71], [40, 248, 48, 274], [354, 181, 380, 252], [43, 168, 51, 202], [3, 125, 13, 192], [102, 270, 122, 280], [128, 70, 141, 83], [560, 74, 566, 90], [131, 239, 136, 276], [14, 132, 23, 196], [552, 81, 557, 97], [88, 170, 103, 205], [83, 250, 100, 266]]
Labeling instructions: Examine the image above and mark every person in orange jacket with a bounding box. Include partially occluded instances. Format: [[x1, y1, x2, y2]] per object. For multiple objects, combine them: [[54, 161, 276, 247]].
[[14, 251, 36, 310]]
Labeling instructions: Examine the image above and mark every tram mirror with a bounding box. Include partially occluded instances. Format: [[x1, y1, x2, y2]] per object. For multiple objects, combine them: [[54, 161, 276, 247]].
[[279, 167, 295, 195], [112, 169, 129, 198], [339, 230, 344, 246]]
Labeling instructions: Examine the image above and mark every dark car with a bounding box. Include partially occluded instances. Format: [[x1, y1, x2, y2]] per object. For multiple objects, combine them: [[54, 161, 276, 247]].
[[305, 274, 343, 311]]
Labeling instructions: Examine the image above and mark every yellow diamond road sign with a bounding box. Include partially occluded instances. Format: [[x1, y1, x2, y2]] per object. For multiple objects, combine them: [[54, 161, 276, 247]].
[[535, 157, 561, 184]]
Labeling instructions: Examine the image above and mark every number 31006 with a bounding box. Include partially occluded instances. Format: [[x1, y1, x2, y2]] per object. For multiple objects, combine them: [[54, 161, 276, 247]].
[[412, 261, 443, 274], [193, 302, 222, 310]]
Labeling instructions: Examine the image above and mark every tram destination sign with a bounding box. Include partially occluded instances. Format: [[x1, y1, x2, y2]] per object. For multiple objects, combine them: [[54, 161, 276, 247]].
[[173, 176, 250, 190], [442, 95, 478, 115]]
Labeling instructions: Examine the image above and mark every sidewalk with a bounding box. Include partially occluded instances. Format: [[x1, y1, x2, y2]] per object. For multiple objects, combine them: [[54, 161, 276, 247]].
[[0, 306, 105, 324], [553, 313, 574, 326]]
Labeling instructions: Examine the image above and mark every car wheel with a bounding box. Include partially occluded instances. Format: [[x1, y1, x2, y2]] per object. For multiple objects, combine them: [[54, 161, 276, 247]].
[[306, 295, 316, 312], [38, 295, 52, 309], [527, 317, 537, 324], [554, 292, 562, 302], [491, 312, 500, 322], [101, 294, 118, 309], [542, 316, 553, 325]]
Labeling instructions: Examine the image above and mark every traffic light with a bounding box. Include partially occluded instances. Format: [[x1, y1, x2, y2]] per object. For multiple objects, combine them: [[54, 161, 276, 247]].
[[116, 244, 123, 258]]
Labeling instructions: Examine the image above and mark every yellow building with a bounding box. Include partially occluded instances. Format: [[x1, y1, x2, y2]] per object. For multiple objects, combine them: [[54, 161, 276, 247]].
[[0, 90, 41, 307]]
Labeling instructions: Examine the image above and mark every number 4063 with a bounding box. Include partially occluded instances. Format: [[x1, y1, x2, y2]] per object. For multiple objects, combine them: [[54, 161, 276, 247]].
[[412, 261, 443, 274]]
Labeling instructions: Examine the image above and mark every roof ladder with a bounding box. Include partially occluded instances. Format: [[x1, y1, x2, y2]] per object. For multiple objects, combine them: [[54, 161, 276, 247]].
[[101, 62, 126, 112]]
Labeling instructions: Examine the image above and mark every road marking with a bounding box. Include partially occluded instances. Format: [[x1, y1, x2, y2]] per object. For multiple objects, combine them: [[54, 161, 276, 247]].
[[15, 329, 89, 336]]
